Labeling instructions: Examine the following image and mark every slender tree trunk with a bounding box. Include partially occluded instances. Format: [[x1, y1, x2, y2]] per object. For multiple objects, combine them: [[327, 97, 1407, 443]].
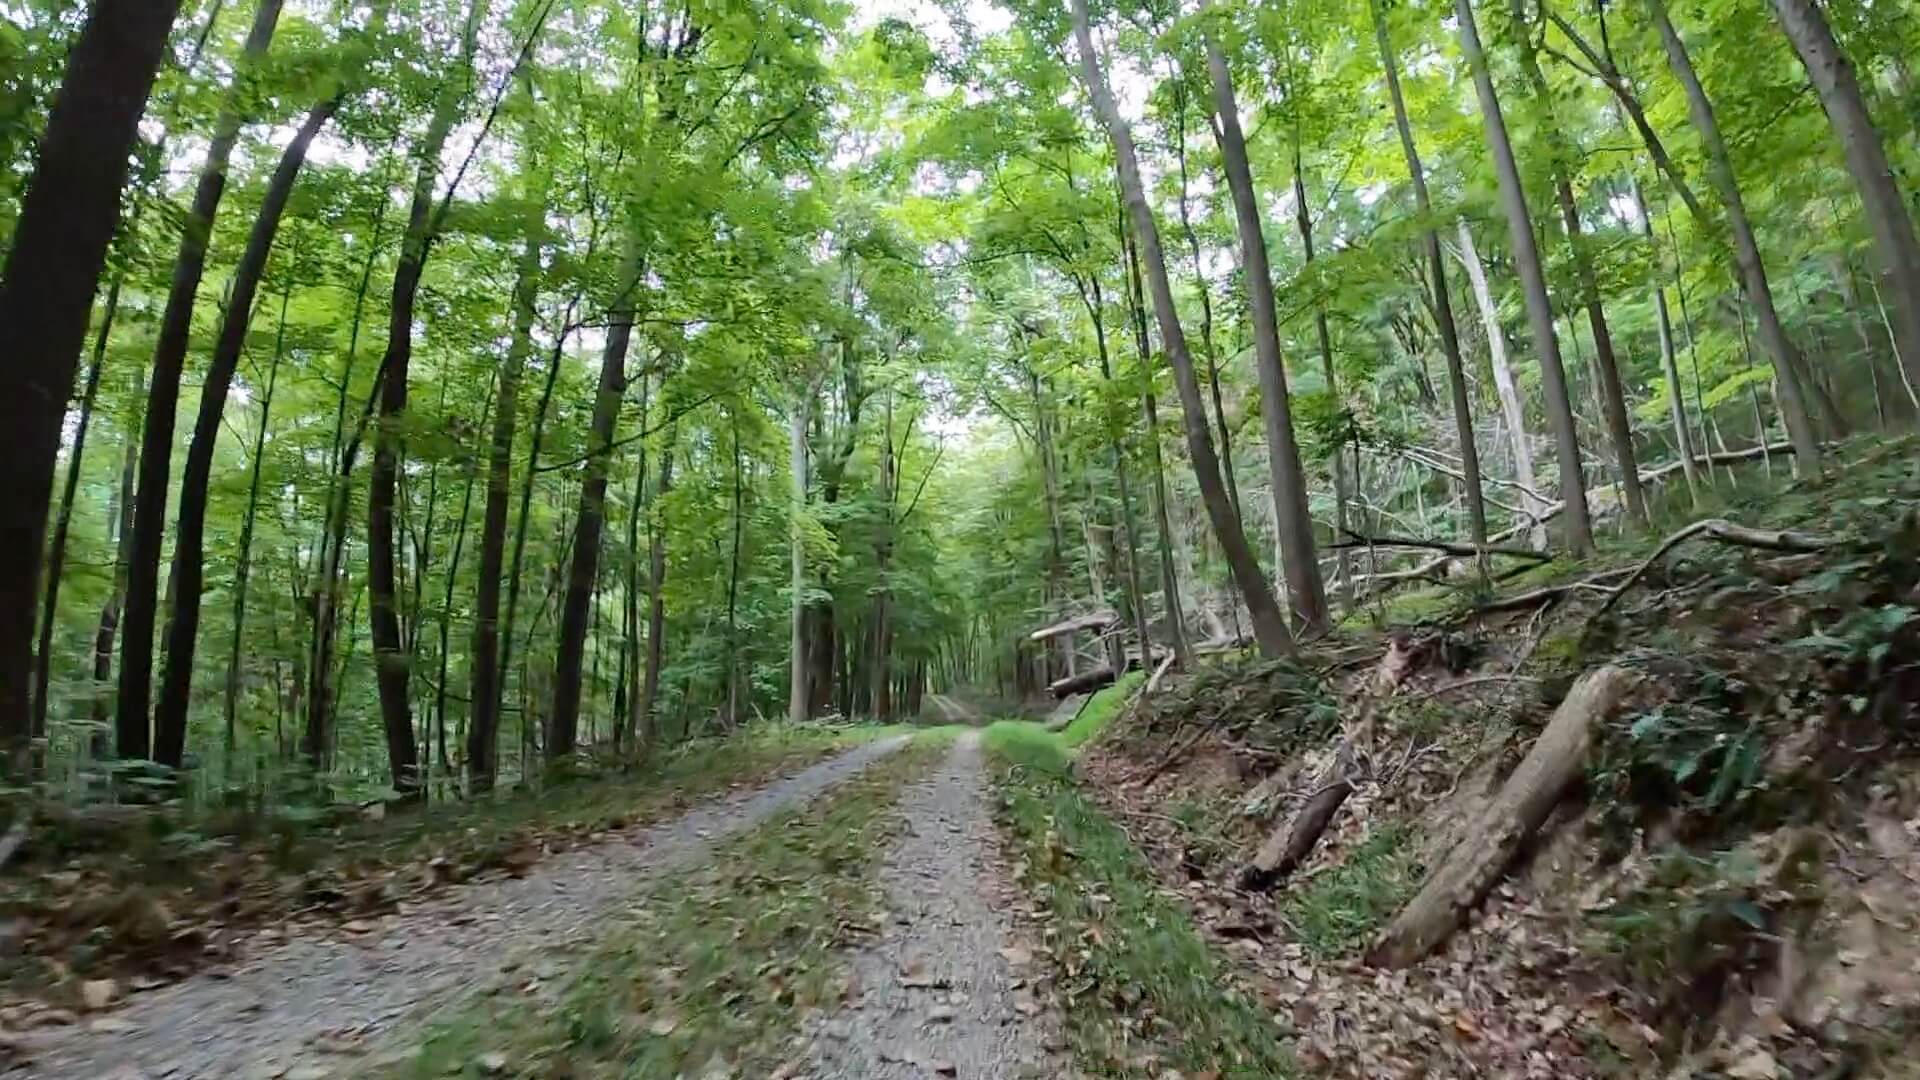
[[1629, 176, 1702, 501], [469, 239, 540, 791], [1770, 0, 1920, 387], [304, 177, 391, 772], [621, 371, 648, 748], [93, 422, 141, 758], [1172, 81, 1241, 522], [870, 399, 894, 720], [33, 276, 117, 743], [1071, 0, 1294, 658], [1455, 219, 1549, 545], [1370, 0, 1493, 547], [220, 282, 289, 755], [1643, 0, 1822, 470], [639, 432, 676, 746], [1202, 31, 1329, 630], [1088, 277, 1154, 666], [1289, 164, 1355, 607], [788, 388, 809, 727], [1454, 0, 1594, 552], [368, 0, 485, 797], [549, 252, 638, 760], [1028, 366, 1069, 677], [499, 331, 567, 772], [1121, 217, 1195, 669], [0, 0, 185, 754], [157, 94, 336, 759], [432, 378, 487, 785], [1511, 1, 1646, 525], [119, 0, 285, 765]]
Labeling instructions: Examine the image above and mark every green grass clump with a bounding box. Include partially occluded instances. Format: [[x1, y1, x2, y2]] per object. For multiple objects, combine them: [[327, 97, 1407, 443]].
[[987, 734, 1292, 1077], [1061, 670, 1144, 747], [980, 669, 1143, 766], [1280, 825, 1418, 959], [390, 738, 945, 1079]]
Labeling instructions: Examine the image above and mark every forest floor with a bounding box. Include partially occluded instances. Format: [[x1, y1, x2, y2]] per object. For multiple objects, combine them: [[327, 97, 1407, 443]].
[[8, 735, 909, 1078], [1052, 437, 1920, 1078]]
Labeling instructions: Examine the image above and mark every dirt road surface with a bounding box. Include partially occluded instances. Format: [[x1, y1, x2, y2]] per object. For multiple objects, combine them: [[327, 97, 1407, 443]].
[[20, 737, 908, 1080]]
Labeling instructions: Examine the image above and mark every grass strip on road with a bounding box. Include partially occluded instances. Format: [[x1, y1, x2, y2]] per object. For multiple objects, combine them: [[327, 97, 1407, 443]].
[[389, 736, 946, 1079]]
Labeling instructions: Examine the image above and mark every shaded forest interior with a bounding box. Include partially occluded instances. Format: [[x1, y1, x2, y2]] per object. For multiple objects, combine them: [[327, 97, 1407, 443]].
[[0, 0, 1916, 823]]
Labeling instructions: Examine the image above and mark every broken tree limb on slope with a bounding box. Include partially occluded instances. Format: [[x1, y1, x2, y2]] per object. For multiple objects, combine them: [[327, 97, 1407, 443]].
[[1590, 518, 1836, 621], [1366, 664, 1637, 968], [1238, 741, 1357, 890], [1333, 529, 1554, 563], [1350, 442, 1821, 604], [1237, 633, 1431, 890]]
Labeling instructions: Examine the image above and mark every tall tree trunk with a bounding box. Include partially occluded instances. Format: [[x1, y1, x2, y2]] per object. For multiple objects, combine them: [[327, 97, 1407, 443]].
[[433, 452, 479, 783], [304, 178, 391, 772], [788, 387, 810, 727], [639, 432, 676, 746], [121, 0, 285, 768], [368, 0, 485, 797], [1511, 0, 1646, 525], [93, 419, 141, 758], [1643, 0, 1822, 470], [1370, 0, 1493, 547], [1453, 0, 1594, 552], [1087, 276, 1154, 666], [549, 254, 638, 760], [1769, 0, 1920, 387], [1202, 28, 1329, 630], [1454, 219, 1548, 545], [1028, 365, 1069, 678], [1121, 217, 1195, 669], [157, 92, 336, 759], [499, 331, 568, 772], [1171, 80, 1241, 522], [469, 237, 540, 791], [870, 399, 895, 720], [1630, 175, 1702, 501], [0, 0, 185, 755], [1071, 0, 1295, 658], [1291, 163, 1354, 607], [221, 281, 289, 756], [621, 371, 649, 748], [33, 276, 117, 744]]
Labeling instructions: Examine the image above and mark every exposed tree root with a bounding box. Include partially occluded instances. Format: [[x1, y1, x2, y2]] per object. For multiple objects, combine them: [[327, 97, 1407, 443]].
[[1366, 664, 1636, 968]]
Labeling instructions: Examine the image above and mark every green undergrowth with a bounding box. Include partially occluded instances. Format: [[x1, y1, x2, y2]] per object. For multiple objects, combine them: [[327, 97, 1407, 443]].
[[981, 670, 1142, 761], [1280, 825, 1419, 959], [987, 728, 1293, 1077], [1345, 435, 1920, 635], [391, 737, 945, 1079], [1062, 671, 1145, 747]]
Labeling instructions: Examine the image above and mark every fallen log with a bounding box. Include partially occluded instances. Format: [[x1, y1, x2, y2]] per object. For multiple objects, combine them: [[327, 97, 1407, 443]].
[[1366, 664, 1636, 968], [1239, 742, 1356, 890], [1238, 634, 1427, 890], [1048, 665, 1116, 698], [1333, 529, 1552, 563], [1350, 441, 1819, 604]]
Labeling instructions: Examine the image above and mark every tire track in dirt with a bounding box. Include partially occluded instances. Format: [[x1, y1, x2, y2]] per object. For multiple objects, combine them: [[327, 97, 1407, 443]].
[[802, 732, 1069, 1079], [19, 736, 908, 1080]]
